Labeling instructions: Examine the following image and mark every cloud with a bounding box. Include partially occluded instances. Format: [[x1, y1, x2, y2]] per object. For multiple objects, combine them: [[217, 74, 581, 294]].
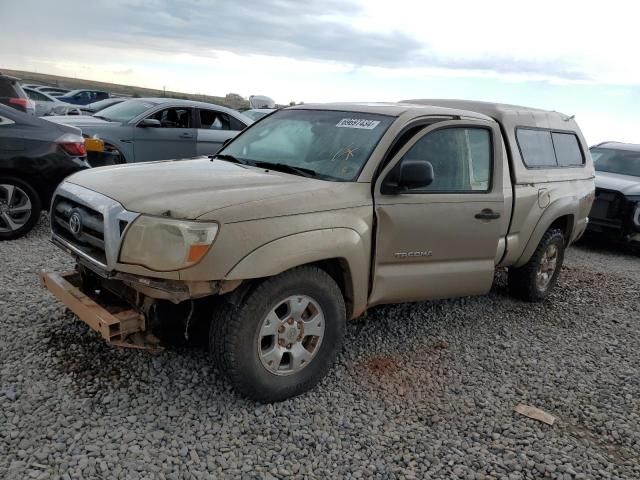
[[113, 68, 134, 76], [1, 0, 421, 68], [0, 0, 603, 82]]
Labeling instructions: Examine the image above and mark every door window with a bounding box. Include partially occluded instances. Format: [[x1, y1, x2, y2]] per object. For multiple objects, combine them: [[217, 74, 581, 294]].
[[399, 127, 492, 192], [0, 80, 17, 96], [199, 109, 245, 131], [148, 108, 193, 128], [551, 132, 584, 166]]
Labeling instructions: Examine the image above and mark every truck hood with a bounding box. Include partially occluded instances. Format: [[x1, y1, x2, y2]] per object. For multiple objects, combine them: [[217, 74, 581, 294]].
[[44, 115, 121, 128], [595, 171, 640, 196], [65, 157, 371, 222]]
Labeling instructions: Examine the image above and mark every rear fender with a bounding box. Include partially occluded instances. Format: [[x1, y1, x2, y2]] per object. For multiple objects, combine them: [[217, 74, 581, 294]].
[[514, 197, 575, 267]]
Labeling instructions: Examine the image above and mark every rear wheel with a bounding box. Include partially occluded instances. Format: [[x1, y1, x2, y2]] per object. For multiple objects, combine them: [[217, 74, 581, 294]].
[[508, 228, 565, 302], [105, 144, 126, 165], [210, 266, 346, 402], [0, 177, 42, 241]]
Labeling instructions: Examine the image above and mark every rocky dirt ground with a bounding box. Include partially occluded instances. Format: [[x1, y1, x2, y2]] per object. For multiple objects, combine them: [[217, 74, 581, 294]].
[[1, 219, 639, 479]]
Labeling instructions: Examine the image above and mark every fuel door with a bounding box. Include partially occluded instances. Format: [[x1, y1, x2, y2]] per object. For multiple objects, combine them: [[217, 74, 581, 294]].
[[538, 188, 550, 208]]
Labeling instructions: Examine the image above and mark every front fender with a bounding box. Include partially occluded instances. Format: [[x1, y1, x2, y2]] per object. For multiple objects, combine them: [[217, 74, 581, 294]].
[[225, 228, 371, 318], [82, 127, 134, 162]]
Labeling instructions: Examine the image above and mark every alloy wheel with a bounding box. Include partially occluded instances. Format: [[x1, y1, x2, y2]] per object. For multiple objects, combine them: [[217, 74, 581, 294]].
[[257, 295, 325, 376], [0, 184, 32, 233], [536, 243, 558, 291]]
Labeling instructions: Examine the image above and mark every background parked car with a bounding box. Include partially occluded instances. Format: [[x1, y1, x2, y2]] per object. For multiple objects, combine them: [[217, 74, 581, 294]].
[[77, 97, 126, 115], [242, 108, 275, 121], [0, 73, 36, 115], [587, 142, 640, 244], [45, 98, 253, 164], [36, 86, 70, 97], [56, 89, 110, 105], [23, 87, 76, 116], [249, 95, 275, 109], [0, 104, 89, 240]]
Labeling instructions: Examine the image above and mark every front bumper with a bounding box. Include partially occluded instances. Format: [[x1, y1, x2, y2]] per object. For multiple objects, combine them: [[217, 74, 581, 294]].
[[587, 189, 640, 242], [39, 269, 157, 349]]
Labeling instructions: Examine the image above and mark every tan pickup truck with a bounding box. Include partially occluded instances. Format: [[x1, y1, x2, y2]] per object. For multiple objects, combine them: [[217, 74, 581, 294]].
[[41, 100, 595, 402]]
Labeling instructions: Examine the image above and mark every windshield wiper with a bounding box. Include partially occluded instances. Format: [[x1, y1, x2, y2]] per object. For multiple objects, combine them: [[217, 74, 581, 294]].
[[210, 153, 247, 165], [252, 161, 317, 178]]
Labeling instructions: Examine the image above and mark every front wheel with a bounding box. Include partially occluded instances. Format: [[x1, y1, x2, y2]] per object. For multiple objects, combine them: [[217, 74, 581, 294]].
[[508, 228, 565, 302], [0, 177, 42, 241], [211, 266, 346, 402]]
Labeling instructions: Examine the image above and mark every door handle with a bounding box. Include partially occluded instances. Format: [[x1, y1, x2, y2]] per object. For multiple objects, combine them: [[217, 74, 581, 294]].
[[475, 209, 501, 220], [179, 132, 194, 139]]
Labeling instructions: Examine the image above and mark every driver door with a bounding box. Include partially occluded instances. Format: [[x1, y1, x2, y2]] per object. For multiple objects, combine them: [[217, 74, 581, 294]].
[[369, 119, 509, 306]]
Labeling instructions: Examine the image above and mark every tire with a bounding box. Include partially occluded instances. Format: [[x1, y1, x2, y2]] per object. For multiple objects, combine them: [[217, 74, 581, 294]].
[[89, 144, 125, 167], [0, 177, 42, 241], [508, 228, 565, 302], [210, 266, 346, 402]]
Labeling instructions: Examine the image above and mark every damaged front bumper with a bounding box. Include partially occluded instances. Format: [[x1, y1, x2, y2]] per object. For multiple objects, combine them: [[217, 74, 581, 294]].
[[38, 270, 155, 349], [39, 266, 240, 350], [587, 189, 640, 243]]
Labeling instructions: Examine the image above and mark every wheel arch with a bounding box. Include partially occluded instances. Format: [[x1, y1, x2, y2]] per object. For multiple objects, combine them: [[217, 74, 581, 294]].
[[102, 139, 130, 163], [514, 198, 575, 267], [224, 228, 370, 319], [0, 170, 45, 206]]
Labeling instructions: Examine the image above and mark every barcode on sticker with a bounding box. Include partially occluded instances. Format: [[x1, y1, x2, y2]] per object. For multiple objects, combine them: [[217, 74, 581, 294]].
[[336, 118, 380, 129]]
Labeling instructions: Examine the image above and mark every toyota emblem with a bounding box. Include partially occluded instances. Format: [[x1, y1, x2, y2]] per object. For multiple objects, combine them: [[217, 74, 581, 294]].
[[69, 212, 82, 236]]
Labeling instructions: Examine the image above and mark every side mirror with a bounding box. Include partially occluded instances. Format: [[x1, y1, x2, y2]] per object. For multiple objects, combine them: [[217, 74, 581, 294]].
[[382, 159, 434, 194], [138, 118, 161, 128]]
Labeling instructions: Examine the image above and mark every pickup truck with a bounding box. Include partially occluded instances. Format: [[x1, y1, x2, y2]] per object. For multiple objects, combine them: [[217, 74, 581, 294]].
[[40, 100, 595, 402], [587, 141, 640, 244]]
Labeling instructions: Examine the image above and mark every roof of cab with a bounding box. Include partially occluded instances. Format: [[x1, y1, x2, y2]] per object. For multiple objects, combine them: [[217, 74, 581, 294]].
[[404, 99, 579, 132], [287, 102, 494, 122]]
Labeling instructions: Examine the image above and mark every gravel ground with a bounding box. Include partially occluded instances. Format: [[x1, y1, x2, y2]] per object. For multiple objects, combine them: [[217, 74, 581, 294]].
[[1, 218, 639, 480]]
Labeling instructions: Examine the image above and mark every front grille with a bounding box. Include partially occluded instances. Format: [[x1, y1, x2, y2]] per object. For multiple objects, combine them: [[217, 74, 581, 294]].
[[52, 195, 108, 265], [50, 183, 138, 271]]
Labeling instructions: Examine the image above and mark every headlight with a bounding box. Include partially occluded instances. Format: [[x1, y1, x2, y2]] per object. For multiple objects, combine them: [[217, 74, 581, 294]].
[[119, 216, 219, 271]]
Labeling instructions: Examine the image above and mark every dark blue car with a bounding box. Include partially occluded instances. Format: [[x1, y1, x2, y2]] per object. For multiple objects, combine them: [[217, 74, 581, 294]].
[[57, 89, 110, 105]]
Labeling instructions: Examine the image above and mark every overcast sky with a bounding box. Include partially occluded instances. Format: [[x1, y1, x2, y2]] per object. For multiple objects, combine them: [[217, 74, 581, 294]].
[[1, 0, 639, 143]]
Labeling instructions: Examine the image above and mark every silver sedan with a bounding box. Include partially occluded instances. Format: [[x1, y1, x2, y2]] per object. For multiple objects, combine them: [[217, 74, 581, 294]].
[[23, 87, 80, 116], [45, 98, 253, 163]]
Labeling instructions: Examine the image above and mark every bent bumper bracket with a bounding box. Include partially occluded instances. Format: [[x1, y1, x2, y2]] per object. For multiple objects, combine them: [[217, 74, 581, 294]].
[[39, 270, 160, 351]]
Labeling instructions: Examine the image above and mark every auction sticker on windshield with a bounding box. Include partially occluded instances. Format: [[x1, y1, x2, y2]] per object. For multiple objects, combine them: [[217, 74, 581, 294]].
[[336, 118, 381, 129]]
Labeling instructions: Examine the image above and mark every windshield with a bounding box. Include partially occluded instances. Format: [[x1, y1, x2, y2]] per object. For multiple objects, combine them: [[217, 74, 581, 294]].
[[591, 147, 640, 177], [87, 98, 121, 111], [219, 109, 394, 181], [243, 110, 270, 121], [93, 100, 156, 122]]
